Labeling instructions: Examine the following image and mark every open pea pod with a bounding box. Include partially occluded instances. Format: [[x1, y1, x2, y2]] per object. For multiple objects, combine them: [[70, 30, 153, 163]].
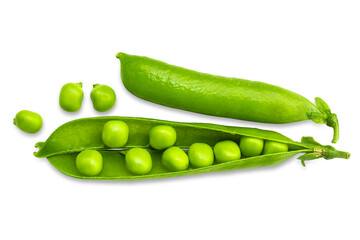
[[34, 117, 350, 180]]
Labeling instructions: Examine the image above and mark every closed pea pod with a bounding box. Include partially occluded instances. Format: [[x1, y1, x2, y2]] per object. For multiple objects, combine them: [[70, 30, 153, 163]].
[[117, 53, 340, 143], [34, 117, 350, 180]]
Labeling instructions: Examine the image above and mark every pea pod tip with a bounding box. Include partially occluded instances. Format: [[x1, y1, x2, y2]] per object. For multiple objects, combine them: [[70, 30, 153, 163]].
[[33, 142, 45, 157], [116, 52, 124, 59], [330, 149, 350, 160]]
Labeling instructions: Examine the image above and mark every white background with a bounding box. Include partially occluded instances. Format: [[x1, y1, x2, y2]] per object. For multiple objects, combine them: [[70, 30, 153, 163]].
[[0, 1, 359, 239]]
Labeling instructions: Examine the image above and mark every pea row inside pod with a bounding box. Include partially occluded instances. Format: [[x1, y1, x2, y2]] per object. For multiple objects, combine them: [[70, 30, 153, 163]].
[[34, 117, 350, 180]]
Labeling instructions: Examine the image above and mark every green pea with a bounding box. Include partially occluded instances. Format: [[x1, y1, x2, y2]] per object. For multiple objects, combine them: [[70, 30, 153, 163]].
[[76, 150, 103, 176], [263, 141, 288, 154], [188, 143, 214, 168], [162, 147, 189, 172], [102, 120, 129, 148], [125, 148, 152, 175], [59, 82, 84, 112], [90, 84, 116, 112], [214, 140, 241, 163], [239, 136, 264, 157], [149, 125, 177, 150], [13, 110, 43, 134]]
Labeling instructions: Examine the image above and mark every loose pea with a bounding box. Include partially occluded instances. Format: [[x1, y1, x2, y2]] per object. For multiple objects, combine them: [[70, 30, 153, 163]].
[[125, 148, 152, 175], [188, 143, 214, 168], [102, 120, 129, 148], [90, 84, 116, 112], [214, 140, 241, 163], [13, 110, 43, 133], [76, 150, 103, 176], [239, 136, 264, 157], [149, 125, 177, 150], [263, 141, 288, 154], [162, 147, 189, 172], [59, 82, 84, 112]]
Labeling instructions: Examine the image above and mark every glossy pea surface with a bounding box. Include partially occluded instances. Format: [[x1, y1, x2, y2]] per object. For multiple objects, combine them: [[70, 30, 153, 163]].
[[59, 82, 84, 112], [90, 84, 116, 112], [13, 110, 43, 133], [214, 140, 241, 163], [102, 120, 129, 148], [76, 150, 103, 176], [125, 148, 152, 175], [162, 147, 189, 172], [263, 141, 288, 154], [188, 143, 214, 168], [240, 136, 264, 157], [149, 125, 177, 150]]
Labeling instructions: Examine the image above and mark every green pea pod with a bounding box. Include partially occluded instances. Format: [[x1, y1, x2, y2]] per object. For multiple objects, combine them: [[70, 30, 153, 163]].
[[116, 53, 340, 143], [34, 117, 349, 181]]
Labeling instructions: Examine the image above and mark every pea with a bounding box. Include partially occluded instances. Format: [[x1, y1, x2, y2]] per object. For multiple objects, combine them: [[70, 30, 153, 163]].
[[59, 82, 84, 112], [90, 84, 116, 112], [76, 150, 103, 176], [13, 110, 43, 134], [214, 140, 241, 163], [188, 143, 214, 168], [162, 147, 189, 171], [263, 141, 288, 154], [149, 125, 177, 150], [102, 120, 129, 148], [239, 136, 264, 157], [125, 148, 152, 175]]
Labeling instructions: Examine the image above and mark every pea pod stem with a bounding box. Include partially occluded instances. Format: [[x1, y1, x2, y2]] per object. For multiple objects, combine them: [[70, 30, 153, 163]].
[[34, 117, 349, 180], [327, 114, 339, 144]]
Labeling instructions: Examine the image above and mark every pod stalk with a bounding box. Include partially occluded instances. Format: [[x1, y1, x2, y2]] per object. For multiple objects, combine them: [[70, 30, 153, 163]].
[[327, 113, 339, 144], [330, 150, 350, 160], [298, 136, 350, 166], [313, 97, 339, 143], [321, 146, 350, 160]]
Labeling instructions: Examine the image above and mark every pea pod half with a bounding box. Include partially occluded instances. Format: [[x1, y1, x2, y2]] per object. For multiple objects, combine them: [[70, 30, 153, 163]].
[[116, 53, 340, 143], [34, 117, 349, 181]]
